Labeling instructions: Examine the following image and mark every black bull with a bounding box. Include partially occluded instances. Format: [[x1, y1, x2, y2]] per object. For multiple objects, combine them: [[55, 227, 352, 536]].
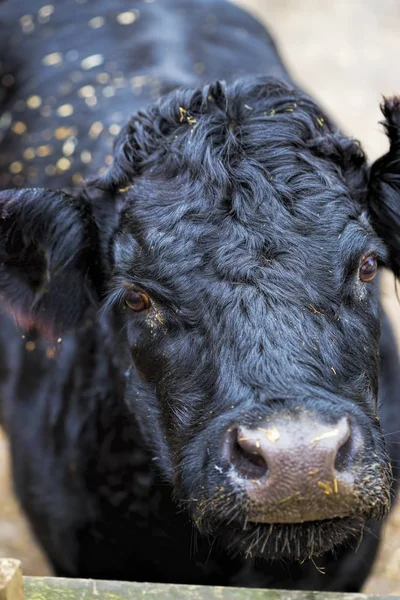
[[1, 0, 400, 593]]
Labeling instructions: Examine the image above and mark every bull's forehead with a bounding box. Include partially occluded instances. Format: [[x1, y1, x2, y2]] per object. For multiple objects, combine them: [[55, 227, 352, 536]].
[[116, 173, 378, 305]]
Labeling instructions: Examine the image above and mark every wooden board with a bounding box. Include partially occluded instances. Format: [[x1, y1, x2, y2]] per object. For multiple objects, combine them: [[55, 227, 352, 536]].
[[23, 576, 392, 600], [0, 559, 24, 600]]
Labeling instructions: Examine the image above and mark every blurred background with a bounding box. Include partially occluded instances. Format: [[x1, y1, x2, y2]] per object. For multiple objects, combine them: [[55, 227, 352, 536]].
[[0, 0, 400, 594]]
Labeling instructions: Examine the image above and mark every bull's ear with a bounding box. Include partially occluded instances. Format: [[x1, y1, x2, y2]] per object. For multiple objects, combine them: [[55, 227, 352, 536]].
[[368, 97, 400, 277], [0, 187, 106, 338]]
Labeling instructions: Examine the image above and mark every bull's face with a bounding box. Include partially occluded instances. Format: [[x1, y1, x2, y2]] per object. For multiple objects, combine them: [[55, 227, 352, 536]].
[[1, 80, 399, 561]]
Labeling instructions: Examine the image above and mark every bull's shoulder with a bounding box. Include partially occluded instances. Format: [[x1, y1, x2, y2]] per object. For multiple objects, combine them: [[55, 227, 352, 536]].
[[378, 304, 400, 481]]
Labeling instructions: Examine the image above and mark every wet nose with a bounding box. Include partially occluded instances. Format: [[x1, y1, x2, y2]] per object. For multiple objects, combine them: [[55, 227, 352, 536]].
[[223, 415, 360, 523]]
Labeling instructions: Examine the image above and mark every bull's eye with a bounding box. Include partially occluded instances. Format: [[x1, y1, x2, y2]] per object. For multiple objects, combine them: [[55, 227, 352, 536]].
[[124, 290, 151, 312], [359, 255, 378, 282]]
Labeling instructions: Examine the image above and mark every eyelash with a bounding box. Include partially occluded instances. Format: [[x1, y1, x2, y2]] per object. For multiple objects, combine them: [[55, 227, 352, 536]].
[[101, 287, 133, 316]]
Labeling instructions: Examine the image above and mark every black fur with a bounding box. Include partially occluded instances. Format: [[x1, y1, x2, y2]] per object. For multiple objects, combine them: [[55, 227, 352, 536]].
[[0, 0, 400, 593]]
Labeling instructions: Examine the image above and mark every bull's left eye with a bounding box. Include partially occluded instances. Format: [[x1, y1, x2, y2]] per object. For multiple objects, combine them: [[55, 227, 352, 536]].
[[124, 290, 151, 312], [359, 255, 378, 282]]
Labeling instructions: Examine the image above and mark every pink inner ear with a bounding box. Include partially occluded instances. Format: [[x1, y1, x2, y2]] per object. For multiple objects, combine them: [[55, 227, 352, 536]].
[[1, 298, 57, 342], [2, 299, 60, 346]]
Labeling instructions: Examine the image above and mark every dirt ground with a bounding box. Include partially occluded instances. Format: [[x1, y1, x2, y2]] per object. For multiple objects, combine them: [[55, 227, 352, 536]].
[[1, 0, 400, 594]]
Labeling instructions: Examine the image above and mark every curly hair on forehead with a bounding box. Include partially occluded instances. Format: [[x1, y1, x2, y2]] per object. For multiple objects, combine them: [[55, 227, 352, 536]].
[[92, 76, 368, 202]]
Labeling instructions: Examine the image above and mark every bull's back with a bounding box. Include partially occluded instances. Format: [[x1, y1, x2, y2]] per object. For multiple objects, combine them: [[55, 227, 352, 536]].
[[0, 0, 290, 191]]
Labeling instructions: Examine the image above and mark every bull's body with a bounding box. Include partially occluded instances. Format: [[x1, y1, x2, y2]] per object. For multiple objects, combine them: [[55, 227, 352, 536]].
[[1, 0, 400, 593], [0, 0, 288, 190]]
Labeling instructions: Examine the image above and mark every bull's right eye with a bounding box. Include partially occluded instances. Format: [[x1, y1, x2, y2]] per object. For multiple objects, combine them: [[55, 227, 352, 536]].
[[124, 290, 151, 312], [359, 255, 378, 283]]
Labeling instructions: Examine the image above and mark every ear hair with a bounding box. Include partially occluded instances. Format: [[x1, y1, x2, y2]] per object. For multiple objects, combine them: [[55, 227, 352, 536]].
[[380, 96, 400, 145], [368, 97, 400, 277]]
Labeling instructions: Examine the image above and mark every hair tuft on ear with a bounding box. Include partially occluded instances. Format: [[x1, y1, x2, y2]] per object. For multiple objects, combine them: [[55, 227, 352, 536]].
[[368, 96, 400, 277], [381, 96, 400, 145]]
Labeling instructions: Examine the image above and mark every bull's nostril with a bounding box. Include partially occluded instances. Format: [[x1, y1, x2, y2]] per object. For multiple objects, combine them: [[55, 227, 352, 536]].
[[226, 429, 268, 480], [330, 418, 353, 472], [334, 434, 352, 472]]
